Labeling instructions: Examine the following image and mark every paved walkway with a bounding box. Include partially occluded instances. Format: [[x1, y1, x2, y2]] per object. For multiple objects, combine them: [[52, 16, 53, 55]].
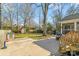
[[0, 38, 50, 56]]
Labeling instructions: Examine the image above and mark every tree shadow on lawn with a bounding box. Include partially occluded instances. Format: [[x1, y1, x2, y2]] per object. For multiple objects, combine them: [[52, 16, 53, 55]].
[[33, 38, 60, 56]]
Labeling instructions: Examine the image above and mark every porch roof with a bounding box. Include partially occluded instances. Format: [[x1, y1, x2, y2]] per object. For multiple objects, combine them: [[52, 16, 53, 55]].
[[59, 19, 79, 24], [59, 13, 79, 24]]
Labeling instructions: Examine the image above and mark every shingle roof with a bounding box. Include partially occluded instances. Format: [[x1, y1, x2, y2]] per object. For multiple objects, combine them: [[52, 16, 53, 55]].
[[62, 13, 79, 21]]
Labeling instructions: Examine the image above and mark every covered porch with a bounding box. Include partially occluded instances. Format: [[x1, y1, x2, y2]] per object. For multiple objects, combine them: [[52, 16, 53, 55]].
[[59, 19, 79, 34]]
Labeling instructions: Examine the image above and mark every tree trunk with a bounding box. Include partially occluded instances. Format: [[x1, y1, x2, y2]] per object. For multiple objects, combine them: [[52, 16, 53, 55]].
[[43, 13, 47, 36], [28, 18, 30, 32], [0, 3, 1, 29], [9, 13, 13, 31], [42, 3, 48, 36], [39, 8, 41, 30], [24, 18, 26, 33], [17, 4, 19, 33]]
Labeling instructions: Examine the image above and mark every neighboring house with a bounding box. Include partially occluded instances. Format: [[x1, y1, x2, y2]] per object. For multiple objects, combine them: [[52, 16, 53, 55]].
[[59, 13, 79, 34]]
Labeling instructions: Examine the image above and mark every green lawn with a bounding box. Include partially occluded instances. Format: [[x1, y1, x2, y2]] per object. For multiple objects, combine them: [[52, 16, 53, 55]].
[[15, 33, 53, 40]]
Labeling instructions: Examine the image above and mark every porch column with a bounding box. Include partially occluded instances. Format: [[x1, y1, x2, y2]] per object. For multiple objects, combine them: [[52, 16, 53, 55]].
[[74, 22, 77, 31], [61, 23, 62, 34]]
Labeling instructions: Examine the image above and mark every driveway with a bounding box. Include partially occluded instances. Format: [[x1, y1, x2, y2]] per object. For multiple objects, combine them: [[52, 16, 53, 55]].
[[0, 37, 60, 56], [33, 37, 60, 56]]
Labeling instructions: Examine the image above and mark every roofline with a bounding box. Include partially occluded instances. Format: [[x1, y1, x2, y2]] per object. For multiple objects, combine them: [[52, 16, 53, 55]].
[[59, 19, 79, 24], [62, 13, 79, 21]]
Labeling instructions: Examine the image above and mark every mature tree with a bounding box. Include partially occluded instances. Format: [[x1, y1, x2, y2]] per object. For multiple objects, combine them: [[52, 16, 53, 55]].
[[66, 4, 79, 15], [2, 4, 15, 30], [20, 4, 32, 33], [2, 4, 19, 31], [37, 4, 43, 30], [33, 4, 43, 30], [19, 3, 36, 33], [7, 5, 13, 30], [53, 4, 65, 22], [41, 3, 49, 36], [51, 3, 66, 32]]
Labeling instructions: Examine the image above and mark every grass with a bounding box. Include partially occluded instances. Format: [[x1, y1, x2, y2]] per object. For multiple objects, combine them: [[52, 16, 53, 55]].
[[15, 33, 53, 40]]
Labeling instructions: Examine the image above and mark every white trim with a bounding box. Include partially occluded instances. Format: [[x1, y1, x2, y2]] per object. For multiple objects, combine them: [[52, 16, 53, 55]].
[[61, 23, 62, 34], [74, 22, 77, 31]]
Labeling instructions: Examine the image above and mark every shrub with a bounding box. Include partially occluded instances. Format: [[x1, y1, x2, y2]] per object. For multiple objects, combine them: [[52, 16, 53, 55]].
[[2, 26, 11, 30], [12, 26, 18, 33], [59, 31, 79, 54], [36, 29, 43, 33], [26, 26, 29, 32], [59, 31, 79, 45]]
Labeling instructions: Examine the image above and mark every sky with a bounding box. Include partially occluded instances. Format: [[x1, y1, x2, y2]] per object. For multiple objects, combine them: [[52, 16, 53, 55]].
[[1, 3, 78, 26]]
